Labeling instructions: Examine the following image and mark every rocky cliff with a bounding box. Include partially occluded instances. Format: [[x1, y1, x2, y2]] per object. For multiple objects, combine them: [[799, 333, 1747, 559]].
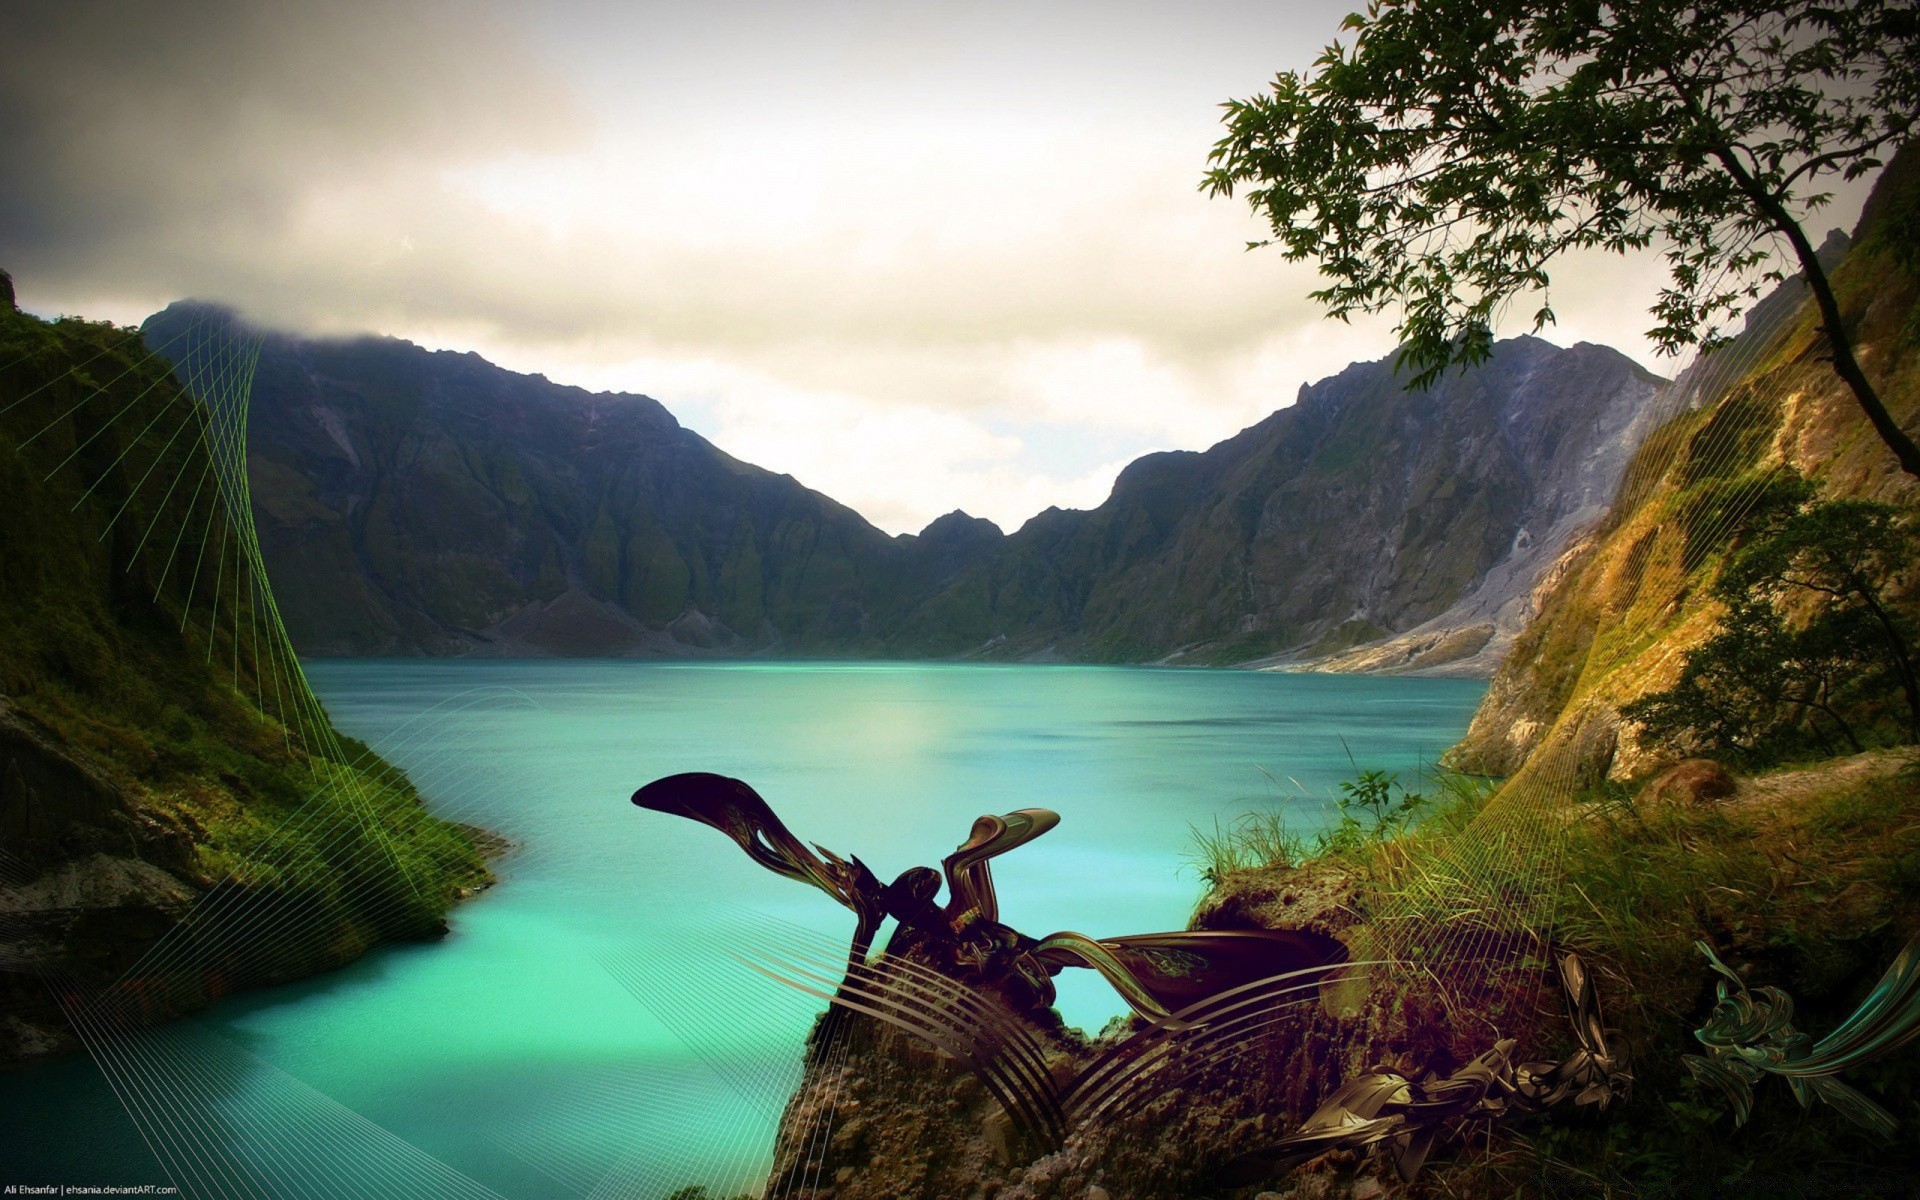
[[153, 309, 1666, 671], [903, 336, 1664, 668], [1448, 154, 1920, 781]]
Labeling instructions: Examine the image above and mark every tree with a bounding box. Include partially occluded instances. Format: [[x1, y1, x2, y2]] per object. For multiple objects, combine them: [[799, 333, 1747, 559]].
[[1622, 497, 1920, 763], [1622, 590, 1876, 760], [1721, 497, 1920, 739], [1203, 0, 1920, 477]]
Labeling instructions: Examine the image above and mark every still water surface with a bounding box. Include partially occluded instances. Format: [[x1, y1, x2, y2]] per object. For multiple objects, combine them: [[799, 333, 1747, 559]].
[[2, 661, 1483, 1197]]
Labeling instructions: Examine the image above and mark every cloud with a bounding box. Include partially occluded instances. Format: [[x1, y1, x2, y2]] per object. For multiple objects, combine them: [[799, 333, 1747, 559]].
[[0, 0, 585, 305], [7, 0, 1860, 535], [0, 1, 1322, 353], [693, 379, 1125, 538]]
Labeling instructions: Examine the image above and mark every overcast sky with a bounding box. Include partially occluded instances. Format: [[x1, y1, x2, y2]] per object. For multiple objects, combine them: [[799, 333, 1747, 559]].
[[0, 0, 1876, 534]]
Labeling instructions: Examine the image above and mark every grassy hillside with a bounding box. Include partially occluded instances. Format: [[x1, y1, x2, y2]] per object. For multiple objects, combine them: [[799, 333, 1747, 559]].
[[0, 285, 491, 1063], [1449, 153, 1920, 782], [1172, 752, 1920, 1198]]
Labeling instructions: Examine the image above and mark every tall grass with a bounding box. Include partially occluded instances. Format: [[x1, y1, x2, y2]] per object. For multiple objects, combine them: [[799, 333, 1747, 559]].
[[1184, 809, 1310, 886], [1184, 762, 1500, 888]]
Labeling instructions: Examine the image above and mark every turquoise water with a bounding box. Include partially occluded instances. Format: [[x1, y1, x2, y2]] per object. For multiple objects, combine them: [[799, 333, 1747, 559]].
[[1, 661, 1484, 1197]]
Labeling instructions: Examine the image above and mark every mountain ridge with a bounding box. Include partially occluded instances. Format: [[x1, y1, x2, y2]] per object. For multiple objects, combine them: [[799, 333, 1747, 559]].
[[143, 305, 1669, 671]]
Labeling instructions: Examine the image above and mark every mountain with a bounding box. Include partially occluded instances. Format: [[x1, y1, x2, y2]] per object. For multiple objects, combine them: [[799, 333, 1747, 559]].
[[1449, 152, 1920, 780], [140, 311, 1666, 670], [893, 336, 1665, 668], [137, 312, 969, 657]]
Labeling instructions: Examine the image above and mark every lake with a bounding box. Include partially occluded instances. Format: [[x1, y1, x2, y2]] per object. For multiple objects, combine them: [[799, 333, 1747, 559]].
[[0, 661, 1484, 1198]]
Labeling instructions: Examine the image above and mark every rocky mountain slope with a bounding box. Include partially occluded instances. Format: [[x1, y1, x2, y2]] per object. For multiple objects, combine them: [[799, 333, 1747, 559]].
[[908, 335, 1665, 668], [136, 306, 942, 658], [156, 308, 1666, 670], [1448, 151, 1920, 781]]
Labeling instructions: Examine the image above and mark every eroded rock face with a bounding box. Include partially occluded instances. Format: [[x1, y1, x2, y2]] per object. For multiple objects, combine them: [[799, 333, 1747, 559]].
[[1191, 862, 1360, 944], [894, 337, 1665, 667], [1449, 168, 1920, 781], [0, 705, 208, 1062], [1639, 759, 1737, 807]]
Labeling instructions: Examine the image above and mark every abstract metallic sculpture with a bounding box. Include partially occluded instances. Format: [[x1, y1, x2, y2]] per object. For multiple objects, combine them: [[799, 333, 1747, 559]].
[[631, 772, 1346, 1022], [630, 772, 1355, 1154], [1219, 950, 1630, 1186], [1685, 937, 1920, 1139]]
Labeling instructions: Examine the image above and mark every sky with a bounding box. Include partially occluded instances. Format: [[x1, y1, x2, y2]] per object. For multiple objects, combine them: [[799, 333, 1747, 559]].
[[0, 0, 1878, 535]]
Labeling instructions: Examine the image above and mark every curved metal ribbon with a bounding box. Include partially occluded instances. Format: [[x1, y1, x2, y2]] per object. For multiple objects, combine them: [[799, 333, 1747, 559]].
[[941, 808, 1060, 924], [631, 772, 887, 925], [1034, 928, 1348, 1021]]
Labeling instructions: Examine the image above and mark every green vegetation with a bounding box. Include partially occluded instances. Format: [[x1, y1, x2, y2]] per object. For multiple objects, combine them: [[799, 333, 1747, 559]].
[[1624, 489, 1920, 768], [1323, 766, 1430, 846], [1191, 752, 1920, 1195], [1185, 762, 1493, 887], [1203, 0, 1920, 477], [1512, 761, 1920, 1194], [1185, 808, 1310, 888], [0, 298, 489, 1021]]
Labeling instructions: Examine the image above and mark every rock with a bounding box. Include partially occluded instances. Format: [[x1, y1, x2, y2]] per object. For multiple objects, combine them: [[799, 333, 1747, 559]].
[[951, 1073, 986, 1106], [830, 1115, 869, 1154], [0, 1014, 61, 1060], [1569, 705, 1622, 785], [1192, 860, 1360, 941], [983, 1107, 1019, 1167], [0, 714, 130, 867], [1351, 1178, 1386, 1200], [1642, 758, 1737, 807], [0, 852, 197, 914], [1086, 1187, 1111, 1200]]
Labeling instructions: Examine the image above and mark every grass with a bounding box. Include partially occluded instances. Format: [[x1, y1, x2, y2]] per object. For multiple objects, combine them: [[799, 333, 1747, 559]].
[[1184, 808, 1310, 886], [1185, 751, 1920, 1195], [1184, 761, 1498, 889], [0, 301, 491, 1010]]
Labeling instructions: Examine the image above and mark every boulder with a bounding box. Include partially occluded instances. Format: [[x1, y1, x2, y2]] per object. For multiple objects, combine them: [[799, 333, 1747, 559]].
[[1641, 758, 1737, 807]]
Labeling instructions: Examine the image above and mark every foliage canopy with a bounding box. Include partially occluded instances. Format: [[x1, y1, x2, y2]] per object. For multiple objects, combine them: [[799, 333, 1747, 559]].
[[1204, 0, 1920, 474], [1623, 493, 1920, 764]]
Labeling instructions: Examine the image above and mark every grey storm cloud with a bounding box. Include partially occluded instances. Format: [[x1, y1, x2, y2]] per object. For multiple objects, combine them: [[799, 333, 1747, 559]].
[[0, 0, 1360, 358], [0, 0, 583, 298]]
